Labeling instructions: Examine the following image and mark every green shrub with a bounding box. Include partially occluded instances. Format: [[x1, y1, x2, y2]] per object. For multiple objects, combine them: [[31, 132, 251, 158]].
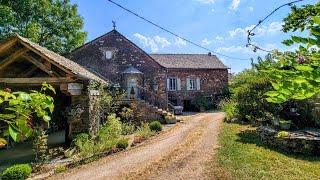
[[121, 123, 136, 135], [149, 121, 163, 132], [73, 133, 94, 157], [116, 138, 129, 149], [1, 164, 32, 180], [192, 96, 213, 111], [219, 99, 238, 121], [54, 165, 68, 174], [136, 123, 155, 138], [230, 70, 280, 123], [98, 114, 122, 140]]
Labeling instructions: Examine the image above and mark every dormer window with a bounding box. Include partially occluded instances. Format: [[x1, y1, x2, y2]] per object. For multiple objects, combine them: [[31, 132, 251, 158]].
[[105, 50, 113, 60]]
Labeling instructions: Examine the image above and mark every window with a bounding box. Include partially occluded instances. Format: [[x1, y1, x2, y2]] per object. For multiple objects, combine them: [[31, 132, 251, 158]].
[[188, 79, 196, 90], [168, 77, 177, 91], [187, 78, 201, 91], [105, 50, 113, 59]]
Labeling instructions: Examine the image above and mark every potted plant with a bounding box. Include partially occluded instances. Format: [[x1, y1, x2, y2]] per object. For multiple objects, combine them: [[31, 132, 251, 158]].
[[279, 120, 292, 130], [165, 115, 177, 124]]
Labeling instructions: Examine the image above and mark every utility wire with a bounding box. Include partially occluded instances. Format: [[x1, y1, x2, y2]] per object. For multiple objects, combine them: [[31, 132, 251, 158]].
[[247, 0, 305, 53], [107, 0, 251, 61]]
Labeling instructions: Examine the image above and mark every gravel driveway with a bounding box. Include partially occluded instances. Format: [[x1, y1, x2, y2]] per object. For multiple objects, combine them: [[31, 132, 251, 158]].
[[50, 112, 224, 180]]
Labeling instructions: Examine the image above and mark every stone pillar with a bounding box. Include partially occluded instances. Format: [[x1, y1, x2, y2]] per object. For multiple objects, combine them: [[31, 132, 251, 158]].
[[88, 90, 101, 136]]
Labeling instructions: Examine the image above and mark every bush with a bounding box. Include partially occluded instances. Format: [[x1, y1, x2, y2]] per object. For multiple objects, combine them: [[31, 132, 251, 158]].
[[98, 114, 122, 140], [230, 69, 280, 123], [219, 99, 238, 122], [116, 138, 129, 149], [73, 133, 94, 158], [136, 123, 155, 138], [121, 123, 136, 135], [149, 121, 163, 132], [54, 165, 68, 174], [1, 164, 32, 180], [192, 96, 213, 111]]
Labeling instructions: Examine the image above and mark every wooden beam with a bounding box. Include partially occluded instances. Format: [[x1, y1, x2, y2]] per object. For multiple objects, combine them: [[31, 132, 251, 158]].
[[18, 66, 38, 77], [18, 40, 74, 75], [0, 39, 17, 56], [22, 55, 59, 77], [0, 47, 29, 70], [0, 77, 75, 84]]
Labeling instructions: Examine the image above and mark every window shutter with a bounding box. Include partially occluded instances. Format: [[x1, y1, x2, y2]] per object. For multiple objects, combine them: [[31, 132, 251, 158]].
[[186, 78, 190, 90], [177, 78, 181, 91], [167, 78, 170, 91], [196, 78, 201, 90]]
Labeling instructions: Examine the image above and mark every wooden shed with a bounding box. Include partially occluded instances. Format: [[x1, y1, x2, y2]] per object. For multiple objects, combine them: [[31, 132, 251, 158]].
[[0, 34, 107, 143]]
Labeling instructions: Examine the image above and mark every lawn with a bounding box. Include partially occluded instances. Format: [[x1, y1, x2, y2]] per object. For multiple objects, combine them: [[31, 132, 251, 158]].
[[215, 123, 320, 180]]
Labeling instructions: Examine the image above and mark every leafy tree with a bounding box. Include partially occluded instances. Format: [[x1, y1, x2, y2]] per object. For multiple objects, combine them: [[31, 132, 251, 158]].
[[0, 83, 55, 145], [0, 0, 86, 54], [283, 2, 320, 32], [265, 16, 320, 104]]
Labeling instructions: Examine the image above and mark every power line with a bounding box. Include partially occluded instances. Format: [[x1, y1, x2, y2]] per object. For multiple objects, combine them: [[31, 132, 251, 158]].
[[107, 0, 251, 61], [247, 0, 305, 53]]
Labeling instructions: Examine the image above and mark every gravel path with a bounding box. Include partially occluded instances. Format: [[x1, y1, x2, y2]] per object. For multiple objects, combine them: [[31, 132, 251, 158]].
[[50, 112, 224, 180]]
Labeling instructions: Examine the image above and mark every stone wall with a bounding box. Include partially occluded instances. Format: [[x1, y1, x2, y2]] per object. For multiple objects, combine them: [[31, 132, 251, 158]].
[[166, 68, 228, 106], [69, 30, 167, 102], [257, 126, 320, 155]]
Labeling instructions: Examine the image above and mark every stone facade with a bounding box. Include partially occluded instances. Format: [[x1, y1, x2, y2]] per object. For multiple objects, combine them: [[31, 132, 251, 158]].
[[69, 30, 167, 104], [166, 68, 228, 107], [69, 30, 228, 111]]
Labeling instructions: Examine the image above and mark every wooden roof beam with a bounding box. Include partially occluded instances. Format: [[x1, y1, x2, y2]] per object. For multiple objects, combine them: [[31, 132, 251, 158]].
[[0, 39, 17, 56], [22, 55, 60, 77], [0, 47, 29, 70], [18, 66, 38, 77], [0, 77, 75, 84]]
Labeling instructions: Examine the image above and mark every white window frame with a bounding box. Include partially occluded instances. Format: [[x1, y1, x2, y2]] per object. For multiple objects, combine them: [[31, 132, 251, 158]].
[[105, 50, 113, 60], [168, 77, 177, 91]]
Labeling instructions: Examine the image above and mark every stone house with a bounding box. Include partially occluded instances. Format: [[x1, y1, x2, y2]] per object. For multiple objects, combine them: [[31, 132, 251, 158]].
[[69, 30, 228, 111]]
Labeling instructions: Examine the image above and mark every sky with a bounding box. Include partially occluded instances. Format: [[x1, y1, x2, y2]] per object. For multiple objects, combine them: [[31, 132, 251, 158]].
[[70, 0, 317, 73]]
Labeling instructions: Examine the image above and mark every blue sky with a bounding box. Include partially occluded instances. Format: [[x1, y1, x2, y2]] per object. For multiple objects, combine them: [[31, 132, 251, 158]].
[[71, 0, 317, 73]]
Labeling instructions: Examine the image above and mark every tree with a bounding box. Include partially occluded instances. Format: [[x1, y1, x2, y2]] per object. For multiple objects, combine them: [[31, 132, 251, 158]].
[[283, 2, 320, 32], [0, 0, 87, 54], [265, 16, 320, 103]]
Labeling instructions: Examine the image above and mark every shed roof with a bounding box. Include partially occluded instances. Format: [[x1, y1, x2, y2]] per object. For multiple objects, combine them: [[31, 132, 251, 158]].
[[150, 54, 228, 69], [5, 34, 107, 83]]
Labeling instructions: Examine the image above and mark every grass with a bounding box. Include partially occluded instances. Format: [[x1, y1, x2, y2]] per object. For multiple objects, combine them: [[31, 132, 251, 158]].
[[214, 122, 320, 180]]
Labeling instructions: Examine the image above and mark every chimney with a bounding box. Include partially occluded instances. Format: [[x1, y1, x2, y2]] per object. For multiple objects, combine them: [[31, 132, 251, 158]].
[[208, 52, 212, 56]]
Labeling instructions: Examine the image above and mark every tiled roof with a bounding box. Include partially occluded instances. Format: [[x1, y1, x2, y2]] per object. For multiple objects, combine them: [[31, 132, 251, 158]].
[[14, 34, 107, 83], [150, 54, 228, 69]]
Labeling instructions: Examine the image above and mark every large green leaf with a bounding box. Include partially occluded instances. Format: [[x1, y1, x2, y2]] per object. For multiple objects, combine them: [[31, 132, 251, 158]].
[[9, 124, 20, 142]]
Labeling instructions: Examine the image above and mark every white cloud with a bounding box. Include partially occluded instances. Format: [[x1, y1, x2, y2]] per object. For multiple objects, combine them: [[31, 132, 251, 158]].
[[174, 37, 187, 48], [154, 36, 171, 48], [196, 0, 215, 4], [228, 21, 283, 39], [248, 6, 253, 12], [230, 0, 240, 10], [134, 33, 186, 52], [215, 35, 224, 41], [201, 38, 213, 46]]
